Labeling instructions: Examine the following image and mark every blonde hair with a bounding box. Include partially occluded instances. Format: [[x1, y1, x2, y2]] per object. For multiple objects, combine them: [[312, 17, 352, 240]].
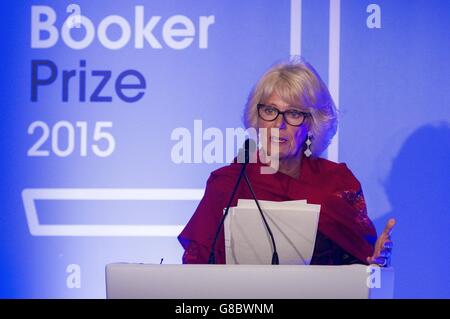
[[243, 57, 338, 157]]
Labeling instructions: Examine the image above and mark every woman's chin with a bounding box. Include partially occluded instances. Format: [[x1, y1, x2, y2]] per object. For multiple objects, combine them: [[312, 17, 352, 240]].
[[262, 142, 298, 160], [275, 143, 295, 158], [267, 149, 291, 161]]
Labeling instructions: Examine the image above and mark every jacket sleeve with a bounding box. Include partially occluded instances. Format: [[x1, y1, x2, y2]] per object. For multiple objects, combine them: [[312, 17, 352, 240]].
[[178, 172, 236, 264], [316, 163, 378, 264]]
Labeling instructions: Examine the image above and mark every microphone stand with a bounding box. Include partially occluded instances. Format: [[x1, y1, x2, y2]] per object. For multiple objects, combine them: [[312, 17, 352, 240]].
[[243, 172, 279, 265], [208, 140, 279, 265], [208, 161, 248, 264]]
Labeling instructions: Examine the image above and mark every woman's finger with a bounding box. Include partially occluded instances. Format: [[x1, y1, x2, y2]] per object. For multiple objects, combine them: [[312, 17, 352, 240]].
[[382, 218, 396, 237]]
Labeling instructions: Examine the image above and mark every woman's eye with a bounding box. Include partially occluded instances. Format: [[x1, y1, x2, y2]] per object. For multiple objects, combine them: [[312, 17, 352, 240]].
[[287, 111, 301, 118], [265, 108, 276, 114]]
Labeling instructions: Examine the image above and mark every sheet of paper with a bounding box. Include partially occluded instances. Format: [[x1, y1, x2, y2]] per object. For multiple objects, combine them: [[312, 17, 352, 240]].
[[224, 200, 321, 265]]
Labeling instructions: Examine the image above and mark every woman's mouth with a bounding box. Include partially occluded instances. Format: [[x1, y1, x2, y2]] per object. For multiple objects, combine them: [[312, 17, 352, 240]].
[[271, 136, 288, 144]]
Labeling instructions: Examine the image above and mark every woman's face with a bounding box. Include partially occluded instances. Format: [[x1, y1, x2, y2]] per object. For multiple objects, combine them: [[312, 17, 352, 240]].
[[257, 91, 308, 160]]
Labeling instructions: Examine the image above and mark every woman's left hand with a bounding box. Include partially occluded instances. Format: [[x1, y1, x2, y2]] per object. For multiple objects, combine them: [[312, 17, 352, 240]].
[[366, 218, 396, 267]]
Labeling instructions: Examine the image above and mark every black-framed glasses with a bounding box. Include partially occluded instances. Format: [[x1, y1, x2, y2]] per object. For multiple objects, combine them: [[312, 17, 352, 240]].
[[257, 104, 310, 127]]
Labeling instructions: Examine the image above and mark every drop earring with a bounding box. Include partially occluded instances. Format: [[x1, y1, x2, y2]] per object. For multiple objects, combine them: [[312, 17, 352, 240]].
[[304, 133, 312, 157]]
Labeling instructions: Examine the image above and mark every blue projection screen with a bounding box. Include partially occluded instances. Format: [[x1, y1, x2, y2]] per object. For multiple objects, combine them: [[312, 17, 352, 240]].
[[0, 0, 449, 298]]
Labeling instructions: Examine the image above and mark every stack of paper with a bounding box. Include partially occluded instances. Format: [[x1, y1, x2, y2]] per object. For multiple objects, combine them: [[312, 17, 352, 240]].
[[224, 199, 321, 265]]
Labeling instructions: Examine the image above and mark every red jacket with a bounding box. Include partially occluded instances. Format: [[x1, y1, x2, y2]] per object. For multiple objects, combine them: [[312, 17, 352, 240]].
[[178, 155, 377, 265]]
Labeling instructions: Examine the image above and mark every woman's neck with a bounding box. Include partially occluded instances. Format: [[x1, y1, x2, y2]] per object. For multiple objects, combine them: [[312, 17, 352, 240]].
[[257, 148, 303, 178], [278, 155, 302, 179]]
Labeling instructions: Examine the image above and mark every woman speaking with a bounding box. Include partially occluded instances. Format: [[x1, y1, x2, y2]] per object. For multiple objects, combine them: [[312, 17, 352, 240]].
[[178, 58, 395, 266]]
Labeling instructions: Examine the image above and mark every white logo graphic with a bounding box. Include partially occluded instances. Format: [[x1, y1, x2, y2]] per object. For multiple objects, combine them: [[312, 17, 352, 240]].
[[290, 0, 340, 162], [366, 265, 382, 288], [65, 4, 81, 29], [367, 4, 382, 29], [66, 264, 81, 288], [22, 188, 203, 236]]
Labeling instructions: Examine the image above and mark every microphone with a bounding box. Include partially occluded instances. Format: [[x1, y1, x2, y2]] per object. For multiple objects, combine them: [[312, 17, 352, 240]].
[[238, 138, 256, 164], [208, 139, 279, 265]]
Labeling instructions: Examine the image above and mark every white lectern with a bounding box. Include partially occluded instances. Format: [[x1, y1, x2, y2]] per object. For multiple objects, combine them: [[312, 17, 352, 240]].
[[105, 264, 394, 299]]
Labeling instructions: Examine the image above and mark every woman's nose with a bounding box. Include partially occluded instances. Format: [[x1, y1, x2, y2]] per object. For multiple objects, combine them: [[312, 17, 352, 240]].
[[274, 114, 287, 129]]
